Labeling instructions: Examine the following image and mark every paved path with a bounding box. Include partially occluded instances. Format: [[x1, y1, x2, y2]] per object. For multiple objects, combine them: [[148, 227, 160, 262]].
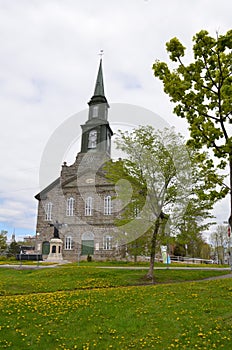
[[0, 263, 62, 269], [97, 266, 231, 271]]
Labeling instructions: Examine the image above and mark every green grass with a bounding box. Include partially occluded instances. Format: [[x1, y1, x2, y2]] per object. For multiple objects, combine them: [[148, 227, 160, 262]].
[[79, 260, 230, 270], [0, 265, 230, 296], [0, 265, 232, 349]]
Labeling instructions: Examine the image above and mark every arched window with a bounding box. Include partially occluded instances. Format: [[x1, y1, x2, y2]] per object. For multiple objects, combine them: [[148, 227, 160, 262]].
[[66, 197, 75, 216], [104, 195, 112, 215], [85, 197, 93, 216], [81, 232, 94, 255], [45, 202, 52, 221], [65, 236, 73, 250]]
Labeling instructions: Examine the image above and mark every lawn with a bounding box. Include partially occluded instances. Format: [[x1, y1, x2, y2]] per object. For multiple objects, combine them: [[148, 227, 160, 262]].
[[0, 265, 231, 349]]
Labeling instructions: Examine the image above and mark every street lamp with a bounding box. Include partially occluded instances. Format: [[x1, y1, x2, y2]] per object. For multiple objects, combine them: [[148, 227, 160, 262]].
[[19, 246, 22, 267], [36, 232, 40, 268]]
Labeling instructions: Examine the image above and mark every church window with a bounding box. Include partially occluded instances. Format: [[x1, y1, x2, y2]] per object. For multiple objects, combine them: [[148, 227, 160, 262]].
[[92, 105, 98, 118], [104, 195, 112, 215], [103, 236, 112, 250], [85, 197, 93, 216], [66, 197, 75, 216], [65, 236, 73, 250], [45, 202, 52, 221]]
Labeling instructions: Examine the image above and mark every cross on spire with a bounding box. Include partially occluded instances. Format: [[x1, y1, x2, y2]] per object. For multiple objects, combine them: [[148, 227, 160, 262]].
[[99, 50, 104, 59]]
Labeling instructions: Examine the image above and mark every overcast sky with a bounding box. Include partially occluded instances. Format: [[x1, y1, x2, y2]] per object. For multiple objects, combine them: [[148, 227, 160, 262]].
[[0, 0, 231, 240]]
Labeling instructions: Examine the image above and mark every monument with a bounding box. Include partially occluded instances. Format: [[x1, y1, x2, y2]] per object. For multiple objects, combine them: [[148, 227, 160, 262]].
[[46, 221, 64, 262]]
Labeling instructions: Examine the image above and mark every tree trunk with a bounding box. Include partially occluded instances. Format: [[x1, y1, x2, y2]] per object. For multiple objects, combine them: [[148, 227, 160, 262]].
[[146, 218, 160, 282], [229, 158, 232, 229]]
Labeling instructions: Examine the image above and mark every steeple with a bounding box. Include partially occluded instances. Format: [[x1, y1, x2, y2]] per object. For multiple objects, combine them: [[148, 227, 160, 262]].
[[94, 59, 104, 96], [80, 59, 113, 156], [88, 59, 109, 106]]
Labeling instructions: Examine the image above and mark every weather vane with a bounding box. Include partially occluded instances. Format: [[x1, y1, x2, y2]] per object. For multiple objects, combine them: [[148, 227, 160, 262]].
[[99, 49, 104, 58]]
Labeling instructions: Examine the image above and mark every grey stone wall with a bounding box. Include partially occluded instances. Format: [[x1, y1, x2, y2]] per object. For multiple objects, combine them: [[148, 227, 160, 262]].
[[35, 153, 123, 261]]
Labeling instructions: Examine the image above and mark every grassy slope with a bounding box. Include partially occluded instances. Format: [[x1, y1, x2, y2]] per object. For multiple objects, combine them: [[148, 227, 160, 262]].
[[0, 265, 230, 295], [0, 266, 231, 349]]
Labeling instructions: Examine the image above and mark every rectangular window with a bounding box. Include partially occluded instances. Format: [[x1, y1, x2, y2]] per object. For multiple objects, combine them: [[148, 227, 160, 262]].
[[85, 197, 93, 216], [66, 197, 75, 216], [92, 105, 98, 118], [45, 202, 52, 221], [104, 195, 112, 215], [103, 236, 112, 250], [65, 236, 73, 250]]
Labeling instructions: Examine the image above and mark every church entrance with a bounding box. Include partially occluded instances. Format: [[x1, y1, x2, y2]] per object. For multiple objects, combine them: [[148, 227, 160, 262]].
[[42, 241, 50, 255], [81, 232, 94, 255]]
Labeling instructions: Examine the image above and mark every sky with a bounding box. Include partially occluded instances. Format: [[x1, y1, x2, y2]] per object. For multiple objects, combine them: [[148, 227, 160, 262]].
[[0, 0, 231, 241]]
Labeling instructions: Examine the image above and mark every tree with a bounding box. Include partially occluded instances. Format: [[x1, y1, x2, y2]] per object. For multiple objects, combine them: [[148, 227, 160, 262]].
[[126, 232, 150, 263], [7, 241, 20, 258], [210, 225, 229, 264], [0, 230, 7, 255], [153, 29, 232, 229], [106, 126, 223, 280]]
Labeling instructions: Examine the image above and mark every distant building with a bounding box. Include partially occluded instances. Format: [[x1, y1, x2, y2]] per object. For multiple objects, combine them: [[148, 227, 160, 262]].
[[35, 60, 122, 261]]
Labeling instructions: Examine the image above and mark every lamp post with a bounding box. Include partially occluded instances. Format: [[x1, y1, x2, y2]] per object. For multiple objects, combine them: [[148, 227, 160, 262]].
[[36, 232, 40, 268], [19, 246, 22, 268]]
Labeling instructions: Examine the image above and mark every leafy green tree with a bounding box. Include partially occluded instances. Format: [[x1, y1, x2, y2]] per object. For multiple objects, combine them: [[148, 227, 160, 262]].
[[200, 243, 211, 260], [7, 241, 20, 258], [210, 225, 229, 264], [106, 126, 223, 279], [0, 230, 7, 254], [153, 29, 232, 228], [173, 196, 214, 259], [126, 232, 150, 263]]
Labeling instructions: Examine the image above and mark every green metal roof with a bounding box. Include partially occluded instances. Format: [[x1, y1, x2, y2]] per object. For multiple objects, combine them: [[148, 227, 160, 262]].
[[88, 59, 108, 106], [94, 59, 105, 96]]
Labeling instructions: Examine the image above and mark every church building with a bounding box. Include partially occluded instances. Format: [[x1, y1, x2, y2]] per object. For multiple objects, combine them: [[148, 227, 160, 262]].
[[35, 60, 122, 261]]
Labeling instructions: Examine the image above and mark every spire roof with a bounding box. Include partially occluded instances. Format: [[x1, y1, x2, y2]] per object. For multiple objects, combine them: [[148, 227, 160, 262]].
[[94, 59, 105, 96], [88, 59, 108, 106]]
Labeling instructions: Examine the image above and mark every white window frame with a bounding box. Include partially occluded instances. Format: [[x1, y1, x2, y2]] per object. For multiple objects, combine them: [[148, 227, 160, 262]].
[[104, 195, 112, 215], [85, 196, 93, 216], [45, 202, 52, 221], [66, 197, 75, 216], [103, 236, 112, 250], [65, 236, 73, 250]]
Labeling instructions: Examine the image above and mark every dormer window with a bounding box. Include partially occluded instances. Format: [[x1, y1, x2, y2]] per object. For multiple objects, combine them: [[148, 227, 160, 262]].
[[92, 105, 98, 118]]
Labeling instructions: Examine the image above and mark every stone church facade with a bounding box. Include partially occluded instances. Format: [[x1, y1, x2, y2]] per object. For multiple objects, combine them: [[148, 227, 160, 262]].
[[35, 60, 122, 261]]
